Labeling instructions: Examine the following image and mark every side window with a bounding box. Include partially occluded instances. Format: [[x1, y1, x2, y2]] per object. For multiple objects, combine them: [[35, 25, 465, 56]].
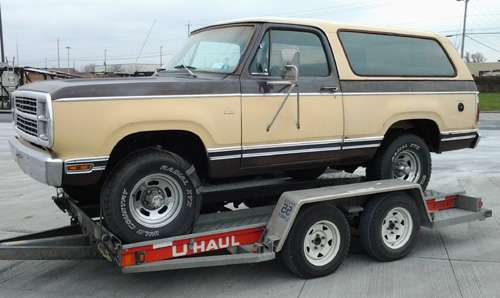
[[249, 32, 270, 75], [338, 31, 456, 77], [249, 29, 329, 77]]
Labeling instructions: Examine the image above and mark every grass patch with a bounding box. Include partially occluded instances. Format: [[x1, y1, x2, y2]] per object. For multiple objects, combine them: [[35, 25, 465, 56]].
[[479, 93, 500, 111]]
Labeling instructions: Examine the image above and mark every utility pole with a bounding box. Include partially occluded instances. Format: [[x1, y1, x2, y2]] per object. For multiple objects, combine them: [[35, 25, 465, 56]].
[[104, 49, 107, 74], [0, 4, 4, 63], [187, 21, 190, 37], [457, 0, 470, 59], [57, 38, 60, 68], [66, 46, 70, 74], [160, 46, 163, 67]]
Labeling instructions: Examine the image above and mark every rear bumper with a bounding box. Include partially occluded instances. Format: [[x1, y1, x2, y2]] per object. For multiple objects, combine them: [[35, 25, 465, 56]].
[[8, 136, 62, 186], [439, 130, 480, 152]]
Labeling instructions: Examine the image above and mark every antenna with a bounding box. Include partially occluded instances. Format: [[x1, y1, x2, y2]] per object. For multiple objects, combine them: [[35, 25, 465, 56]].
[[134, 20, 156, 67]]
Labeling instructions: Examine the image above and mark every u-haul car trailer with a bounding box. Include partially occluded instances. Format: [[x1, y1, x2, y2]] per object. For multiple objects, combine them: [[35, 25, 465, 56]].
[[0, 174, 492, 279]]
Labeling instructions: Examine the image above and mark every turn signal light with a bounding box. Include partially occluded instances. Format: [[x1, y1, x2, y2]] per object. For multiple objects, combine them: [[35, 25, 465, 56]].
[[67, 164, 92, 172]]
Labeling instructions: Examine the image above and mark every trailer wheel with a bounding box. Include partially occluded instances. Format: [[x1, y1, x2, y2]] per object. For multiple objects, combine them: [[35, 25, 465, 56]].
[[366, 134, 431, 190], [282, 204, 350, 278], [359, 192, 420, 262], [102, 149, 201, 243]]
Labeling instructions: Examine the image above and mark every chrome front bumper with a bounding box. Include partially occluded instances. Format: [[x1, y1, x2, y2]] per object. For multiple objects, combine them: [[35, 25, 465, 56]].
[[8, 136, 62, 187]]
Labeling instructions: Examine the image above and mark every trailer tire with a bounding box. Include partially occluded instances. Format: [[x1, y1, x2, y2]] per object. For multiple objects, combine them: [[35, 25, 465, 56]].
[[359, 192, 420, 262], [281, 204, 350, 278], [101, 148, 201, 243]]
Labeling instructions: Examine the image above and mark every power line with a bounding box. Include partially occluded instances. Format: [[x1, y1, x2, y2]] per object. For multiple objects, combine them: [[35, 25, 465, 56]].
[[467, 35, 500, 54]]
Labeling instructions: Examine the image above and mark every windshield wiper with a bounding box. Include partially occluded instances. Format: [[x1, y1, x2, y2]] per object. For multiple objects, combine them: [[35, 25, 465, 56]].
[[174, 64, 197, 78]]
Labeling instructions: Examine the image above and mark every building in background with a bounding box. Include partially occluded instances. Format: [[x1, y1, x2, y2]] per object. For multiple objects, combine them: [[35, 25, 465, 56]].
[[466, 62, 500, 77], [95, 64, 159, 77]]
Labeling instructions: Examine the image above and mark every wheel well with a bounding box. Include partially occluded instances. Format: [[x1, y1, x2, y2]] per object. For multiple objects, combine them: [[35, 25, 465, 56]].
[[104, 130, 208, 182], [383, 119, 440, 152]]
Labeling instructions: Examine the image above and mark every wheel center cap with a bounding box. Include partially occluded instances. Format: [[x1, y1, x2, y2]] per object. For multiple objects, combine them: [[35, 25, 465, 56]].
[[151, 195, 164, 209], [143, 189, 165, 209], [395, 163, 411, 177]]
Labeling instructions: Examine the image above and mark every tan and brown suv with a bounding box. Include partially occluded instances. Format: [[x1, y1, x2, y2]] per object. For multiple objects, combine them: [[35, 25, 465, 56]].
[[9, 18, 480, 242]]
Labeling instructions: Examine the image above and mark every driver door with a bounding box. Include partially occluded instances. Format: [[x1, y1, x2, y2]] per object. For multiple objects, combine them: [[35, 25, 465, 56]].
[[239, 26, 344, 174]]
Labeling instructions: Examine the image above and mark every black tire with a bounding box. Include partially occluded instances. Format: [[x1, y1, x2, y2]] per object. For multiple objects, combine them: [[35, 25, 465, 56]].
[[359, 192, 420, 262], [281, 204, 350, 278], [285, 167, 327, 181], [366, 134, 431, 190], [101, 148, 202, 243]]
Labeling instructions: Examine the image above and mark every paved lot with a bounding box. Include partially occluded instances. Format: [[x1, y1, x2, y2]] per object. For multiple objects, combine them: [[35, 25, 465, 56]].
[[0, 113, 498, 298]]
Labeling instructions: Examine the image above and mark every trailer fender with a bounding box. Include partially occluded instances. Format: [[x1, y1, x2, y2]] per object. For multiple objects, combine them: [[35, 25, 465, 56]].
[[263, 179, 430, 252]]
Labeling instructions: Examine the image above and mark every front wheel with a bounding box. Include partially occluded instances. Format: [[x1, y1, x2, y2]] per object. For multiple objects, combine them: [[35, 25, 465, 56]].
[[359, 192, 420, 262], [366, 134, 431, 190], [101, 149, 202, 243], [281, 204, 350, 278]]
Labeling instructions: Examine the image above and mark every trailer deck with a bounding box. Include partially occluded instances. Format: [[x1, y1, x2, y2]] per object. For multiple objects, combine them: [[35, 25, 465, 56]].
[[0, 172, 492, 277]]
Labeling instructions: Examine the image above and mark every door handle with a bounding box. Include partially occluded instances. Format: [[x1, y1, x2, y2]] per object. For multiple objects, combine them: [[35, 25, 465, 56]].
[[321, 86, 339, 92]]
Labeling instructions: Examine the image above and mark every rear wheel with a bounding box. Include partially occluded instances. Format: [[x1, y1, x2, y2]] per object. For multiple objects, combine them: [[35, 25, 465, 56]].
[[359, 192, 420, 261], [281, 204, 350, 278], [366, 134, 431, 190], [101, 148, 201, 243]]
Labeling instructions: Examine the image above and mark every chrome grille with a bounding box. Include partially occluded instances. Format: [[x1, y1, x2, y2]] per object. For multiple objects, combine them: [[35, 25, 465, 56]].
[[16, 114, 38, 137], [15, 96, 37, 115], [12, 91, 53, 148]]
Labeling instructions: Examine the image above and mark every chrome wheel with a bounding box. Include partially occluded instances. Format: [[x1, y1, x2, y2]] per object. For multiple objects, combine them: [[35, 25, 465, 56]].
[[381, 207, 413, 249], [392, 149, 422, 182], [303, 220, 341, 266], [129, 173, 184, 228]]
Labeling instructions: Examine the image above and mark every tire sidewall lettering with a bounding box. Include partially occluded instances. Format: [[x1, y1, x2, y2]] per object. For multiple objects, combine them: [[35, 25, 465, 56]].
[[391, 143, 421, 163], [159, 165, 194, 208], [120, 188, 136, 231]]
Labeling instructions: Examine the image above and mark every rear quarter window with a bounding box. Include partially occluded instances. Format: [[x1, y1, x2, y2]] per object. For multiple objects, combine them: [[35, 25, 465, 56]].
[[338, 31, 456, 77]]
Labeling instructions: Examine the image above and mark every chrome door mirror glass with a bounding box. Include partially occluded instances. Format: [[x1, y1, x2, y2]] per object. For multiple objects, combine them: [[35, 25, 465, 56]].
[[280, 47, 300, 81]]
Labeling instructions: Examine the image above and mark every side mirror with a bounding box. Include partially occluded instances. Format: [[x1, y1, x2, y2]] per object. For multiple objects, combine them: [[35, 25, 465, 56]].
[[280, 47, 300, 81]]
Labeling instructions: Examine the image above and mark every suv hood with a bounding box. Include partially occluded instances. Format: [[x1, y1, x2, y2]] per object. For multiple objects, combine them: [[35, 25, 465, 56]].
[[16, 75, 240, 101]]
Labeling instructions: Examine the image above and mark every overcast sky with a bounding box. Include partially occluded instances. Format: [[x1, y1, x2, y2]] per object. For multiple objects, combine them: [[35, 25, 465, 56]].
[[2, 0, 500, 70]]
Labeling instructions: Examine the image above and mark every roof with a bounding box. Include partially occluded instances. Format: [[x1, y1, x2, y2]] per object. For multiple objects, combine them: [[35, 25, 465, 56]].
[[207, 17, 443, 39]]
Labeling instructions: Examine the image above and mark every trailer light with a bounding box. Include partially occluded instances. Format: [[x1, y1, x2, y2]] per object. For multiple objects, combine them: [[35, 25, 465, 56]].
[[136, 251, 146, 264], [478, 201, 483, 209], [122, 254, 135, 267]]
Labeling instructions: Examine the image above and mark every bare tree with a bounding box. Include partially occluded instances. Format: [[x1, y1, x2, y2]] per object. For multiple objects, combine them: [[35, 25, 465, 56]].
[[108, 64, 124, 73], [471, 52, 486, 63], [82, 63, 96, 73], [464, 52, 472, 63]]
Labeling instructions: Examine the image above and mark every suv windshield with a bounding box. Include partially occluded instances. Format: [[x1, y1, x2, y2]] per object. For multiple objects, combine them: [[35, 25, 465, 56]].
[[162, 26, 254, 74]]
